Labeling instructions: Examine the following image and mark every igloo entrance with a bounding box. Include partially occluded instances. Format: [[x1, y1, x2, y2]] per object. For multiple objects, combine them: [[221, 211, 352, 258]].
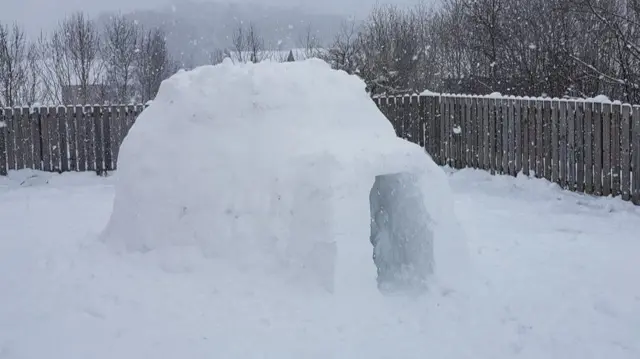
[[370, 173, 434, 293]]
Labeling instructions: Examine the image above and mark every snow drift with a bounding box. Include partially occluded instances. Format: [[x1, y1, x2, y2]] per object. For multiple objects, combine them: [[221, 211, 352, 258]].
[[100, 58, 467, 293]]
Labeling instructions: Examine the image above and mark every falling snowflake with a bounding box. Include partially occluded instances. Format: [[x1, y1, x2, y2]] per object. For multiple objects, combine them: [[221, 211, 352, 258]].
[[453, 126, 462, 134]]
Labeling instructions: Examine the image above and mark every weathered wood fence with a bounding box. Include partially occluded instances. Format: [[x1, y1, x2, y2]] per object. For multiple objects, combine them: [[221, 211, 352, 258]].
[[0, 105, 143, 175], [374, 94, 640, 205], [2, 95, 640, 205]]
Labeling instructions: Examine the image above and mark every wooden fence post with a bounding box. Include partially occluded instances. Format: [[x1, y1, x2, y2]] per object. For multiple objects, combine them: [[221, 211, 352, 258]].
[[104, 106, 114, 171], [632, 106, 640, 204], [552, 100, 560, 184], [621, 104, 631, 201], [602, 103, 612, 196], [419, 96, 427, 149], [0, 108, 6, 176], [611, 102, 621, 197], [576, 102, 585, 193], [584, 102, 594, 195]]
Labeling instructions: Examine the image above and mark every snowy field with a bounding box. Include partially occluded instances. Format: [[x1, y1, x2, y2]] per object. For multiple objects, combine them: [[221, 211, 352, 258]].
[[1, 168, 638, 359]]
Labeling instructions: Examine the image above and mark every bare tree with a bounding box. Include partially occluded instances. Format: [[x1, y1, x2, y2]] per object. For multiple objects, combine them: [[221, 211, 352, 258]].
[[246, 23, 265, 63], [320, 20, 361, 75], [298, 24, 321, 59], [209, 48, 230, 65], [59, 12, 103, 104], [135, 27, 174, 102], [231, 22, 267, 63], [103, 14, 139, 104], [0, 23, 28, 107], [232, 24, 246, 63], [20, 43, 42, 106]]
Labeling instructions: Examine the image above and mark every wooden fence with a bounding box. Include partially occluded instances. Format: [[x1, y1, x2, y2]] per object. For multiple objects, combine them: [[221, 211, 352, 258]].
[[2, 95, 640, 205], [0, 105, 143, 175], [374, 94, 640, 205]]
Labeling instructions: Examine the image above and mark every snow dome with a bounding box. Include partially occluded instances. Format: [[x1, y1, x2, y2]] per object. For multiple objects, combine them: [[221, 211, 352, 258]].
[[100, 59, 467, 294]]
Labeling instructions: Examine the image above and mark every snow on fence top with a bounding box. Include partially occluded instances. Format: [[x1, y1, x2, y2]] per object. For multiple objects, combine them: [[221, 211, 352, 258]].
[[372, 90, 634, 107]]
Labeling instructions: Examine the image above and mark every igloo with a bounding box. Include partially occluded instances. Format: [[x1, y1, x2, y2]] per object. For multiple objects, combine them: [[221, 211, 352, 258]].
[[100, 59, 467, 295]]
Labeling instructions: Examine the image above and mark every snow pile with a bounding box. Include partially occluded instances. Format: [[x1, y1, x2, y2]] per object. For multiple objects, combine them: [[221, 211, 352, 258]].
[[101, 58, 467, 294], [586, 94, 612, 103]]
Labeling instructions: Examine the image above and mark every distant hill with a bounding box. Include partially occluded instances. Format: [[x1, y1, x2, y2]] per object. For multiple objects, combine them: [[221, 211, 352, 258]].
[[96, 1, 348, 67]]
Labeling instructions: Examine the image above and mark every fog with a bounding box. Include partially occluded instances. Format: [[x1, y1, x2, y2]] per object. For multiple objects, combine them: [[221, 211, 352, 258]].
[[1, 0, 425, 35]]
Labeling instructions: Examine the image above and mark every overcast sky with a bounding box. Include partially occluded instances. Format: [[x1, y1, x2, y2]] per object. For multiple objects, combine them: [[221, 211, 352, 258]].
[[1, 0, 427, 36]]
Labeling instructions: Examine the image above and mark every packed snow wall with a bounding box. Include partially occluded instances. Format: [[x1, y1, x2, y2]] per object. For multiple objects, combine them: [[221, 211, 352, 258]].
[[100, 59, 467, 294]]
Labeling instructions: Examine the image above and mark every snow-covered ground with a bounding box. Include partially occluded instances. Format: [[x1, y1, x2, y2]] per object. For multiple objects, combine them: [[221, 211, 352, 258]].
[[1, 168, 639, 359]]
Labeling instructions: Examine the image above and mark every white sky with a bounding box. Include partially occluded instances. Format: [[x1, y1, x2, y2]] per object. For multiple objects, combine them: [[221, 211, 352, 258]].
[[1, 0, 427, 36]]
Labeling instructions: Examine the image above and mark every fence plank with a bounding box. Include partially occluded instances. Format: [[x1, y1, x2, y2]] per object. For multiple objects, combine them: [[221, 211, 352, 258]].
[[460, 98, 466, 168], [57, 107, 69, 172], [495, 99, 504, 174], [529, 100, 537, 176], [514, 99, 522, 174], [401, 96, 409, 140], [411, 95, 421, 147], [0, 109, 6, 175], [39, 107, 51, 172], [522, 103, 530, 176], [504, 99, 512, 175], [76, 106, 88, 172], [17, 108, 25, 169], [13, 108, 25, 170], [482, 98, 490, 171], [421, 96, 429, 150], [423, 97, 431, 152], [535, 100, 543, 177], [450, 97, 457, 167], [456, 97, 464, 168], [551, 100, 560, 184], [633, 106, 640, 204], [576, 102, 585, 193], [434, 96, 443, 165], [94, 106, 105, 173], [20, 107, 33, 169], [584, 102, 594, 194], [602, 103, 612, 196], [443, 97, 450, 166], [393, 97, 402, 138], [70, 106, 80, 171], [440, 97, 446, 165], [471, 99, 478, 168], [5, 108, 17, 171], [568, 101, 577, 191], [465, 98, 472, 167], [542, 100, 552, 182], [102, 106, 112, 171], [621, 104, 631, 201], [559, 100, 568, 187], [49, 107, 61, 172], [418, 96, 426, 148], [611, 103, 621, 197], [488, 98, 497, 174], [30, 107, 42, 171], [85, 106, 96, 171], [24, 107, 35, 169], [594, 103, 603, 195]]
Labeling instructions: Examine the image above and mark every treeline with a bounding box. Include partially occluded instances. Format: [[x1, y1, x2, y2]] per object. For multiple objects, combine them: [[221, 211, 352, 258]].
[[322, 0, 640, 103], [0, 12, 175, 107]]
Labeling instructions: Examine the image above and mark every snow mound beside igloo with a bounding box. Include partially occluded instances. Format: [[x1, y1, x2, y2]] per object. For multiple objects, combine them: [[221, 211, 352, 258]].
[[100, 58, 467, 293]]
